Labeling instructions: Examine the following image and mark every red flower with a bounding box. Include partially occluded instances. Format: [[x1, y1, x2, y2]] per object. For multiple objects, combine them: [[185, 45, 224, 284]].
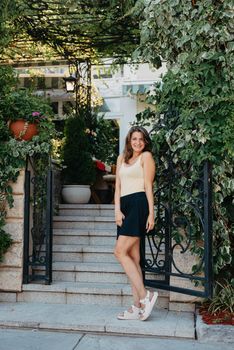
[[96, 160, 106, 171]]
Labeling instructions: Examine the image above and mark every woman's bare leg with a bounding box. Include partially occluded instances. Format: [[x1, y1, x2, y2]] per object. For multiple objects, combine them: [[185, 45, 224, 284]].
[[114, 236, 146, 300], [128, 239, 143, 307]]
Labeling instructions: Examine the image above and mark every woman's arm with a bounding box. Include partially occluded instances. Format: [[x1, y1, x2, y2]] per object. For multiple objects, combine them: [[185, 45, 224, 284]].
[[114, 154, 125, 226], [142, 151, 155, 232]]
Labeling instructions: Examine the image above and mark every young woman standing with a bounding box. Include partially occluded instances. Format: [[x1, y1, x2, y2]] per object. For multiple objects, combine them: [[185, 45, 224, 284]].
[[114, 126, 158, 321]]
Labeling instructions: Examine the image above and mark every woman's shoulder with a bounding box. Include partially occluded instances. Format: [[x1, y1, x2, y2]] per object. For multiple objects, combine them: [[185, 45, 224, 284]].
[[117, 153, 124, 164], [142, 151, 153, 160]]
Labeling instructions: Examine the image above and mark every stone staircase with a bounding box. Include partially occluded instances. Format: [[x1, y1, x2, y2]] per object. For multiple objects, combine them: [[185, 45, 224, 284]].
[[0, 204, 195, 339], [18, 204, 169, 308]]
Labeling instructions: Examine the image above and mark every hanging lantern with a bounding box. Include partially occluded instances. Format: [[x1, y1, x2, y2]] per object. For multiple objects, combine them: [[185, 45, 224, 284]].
[[63, 75, 77, 93]]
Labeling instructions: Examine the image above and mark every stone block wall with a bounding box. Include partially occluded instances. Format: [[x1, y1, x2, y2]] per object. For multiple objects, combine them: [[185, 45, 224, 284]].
[[169, 246, 203, 312], [0, 170, 25, 292]]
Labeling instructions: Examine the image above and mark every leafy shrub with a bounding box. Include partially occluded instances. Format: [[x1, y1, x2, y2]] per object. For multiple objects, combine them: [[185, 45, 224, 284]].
[[208, 280, 234, 314], [62, 110, 96, 185], [85, 114, 119, 164]]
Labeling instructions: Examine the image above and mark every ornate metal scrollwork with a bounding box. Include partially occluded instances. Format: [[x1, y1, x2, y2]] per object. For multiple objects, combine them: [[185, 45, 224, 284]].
[[23, 155, 53, 284], [141, 108, 213, 297]]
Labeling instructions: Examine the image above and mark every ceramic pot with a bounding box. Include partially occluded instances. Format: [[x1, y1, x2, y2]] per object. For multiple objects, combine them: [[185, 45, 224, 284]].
[[61, 185, 91, 204]]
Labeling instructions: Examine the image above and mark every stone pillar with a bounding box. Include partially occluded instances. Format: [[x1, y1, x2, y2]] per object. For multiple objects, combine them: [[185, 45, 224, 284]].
[[169, 246, 203, 312], [0, 170, 25, 292]]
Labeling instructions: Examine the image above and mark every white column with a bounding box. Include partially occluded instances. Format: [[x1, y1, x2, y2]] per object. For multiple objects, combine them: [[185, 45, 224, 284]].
[[119, 95, 137, 153]]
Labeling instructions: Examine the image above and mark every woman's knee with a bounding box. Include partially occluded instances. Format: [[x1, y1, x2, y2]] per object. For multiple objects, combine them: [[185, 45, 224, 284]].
[[114, 246, 124, 260], [114, 243, 131, 260], [129, 242, 141, 265], [114, 236, 139, 260]]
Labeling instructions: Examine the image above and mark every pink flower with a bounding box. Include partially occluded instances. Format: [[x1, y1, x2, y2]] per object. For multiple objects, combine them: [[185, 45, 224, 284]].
[[32, 111, 40, 117]]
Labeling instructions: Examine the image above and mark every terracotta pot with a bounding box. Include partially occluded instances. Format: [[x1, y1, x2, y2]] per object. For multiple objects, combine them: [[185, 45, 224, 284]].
[[9, 119, 38, 141]]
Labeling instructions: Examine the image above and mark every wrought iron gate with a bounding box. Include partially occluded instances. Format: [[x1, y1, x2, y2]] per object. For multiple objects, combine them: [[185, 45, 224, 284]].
[[23, 156, 53, 284], [140, 113, 213, 298]]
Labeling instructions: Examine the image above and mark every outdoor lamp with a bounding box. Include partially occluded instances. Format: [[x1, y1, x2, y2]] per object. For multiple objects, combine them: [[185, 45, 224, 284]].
[[63, 75, 77, 93]]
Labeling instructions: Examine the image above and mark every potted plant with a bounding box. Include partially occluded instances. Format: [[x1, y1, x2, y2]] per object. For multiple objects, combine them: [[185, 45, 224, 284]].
[[0, 90, 53, 141], [61, 110, 96, 204]]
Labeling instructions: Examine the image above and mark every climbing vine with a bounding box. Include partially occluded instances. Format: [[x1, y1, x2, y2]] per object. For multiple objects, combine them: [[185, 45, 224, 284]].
[[135, 0, 234, 280]]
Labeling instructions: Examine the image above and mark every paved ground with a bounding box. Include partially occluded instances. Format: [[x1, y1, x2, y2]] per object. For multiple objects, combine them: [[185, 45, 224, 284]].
[[0, 328, 233, 350], [0, 302, 233, 348], [0, 302, 195, 338]]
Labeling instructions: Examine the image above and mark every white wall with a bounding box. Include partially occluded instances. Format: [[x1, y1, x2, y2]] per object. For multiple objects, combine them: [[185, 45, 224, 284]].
[[94, 62, 167, 154]]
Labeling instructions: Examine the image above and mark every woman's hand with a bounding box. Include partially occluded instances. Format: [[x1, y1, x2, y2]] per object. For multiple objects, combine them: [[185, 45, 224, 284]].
[[115, 210, 125, 227], [146, 213, 155, 233]]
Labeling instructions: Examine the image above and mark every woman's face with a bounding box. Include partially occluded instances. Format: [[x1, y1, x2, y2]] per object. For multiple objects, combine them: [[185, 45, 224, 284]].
[[130, 131, 145, 153]]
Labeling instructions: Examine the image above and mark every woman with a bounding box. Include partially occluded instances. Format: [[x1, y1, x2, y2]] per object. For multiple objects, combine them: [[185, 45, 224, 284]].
[[114, 126, 158, 321]]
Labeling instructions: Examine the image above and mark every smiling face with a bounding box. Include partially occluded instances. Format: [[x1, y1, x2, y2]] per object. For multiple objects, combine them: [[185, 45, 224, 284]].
[[130, 131, 145, 154]]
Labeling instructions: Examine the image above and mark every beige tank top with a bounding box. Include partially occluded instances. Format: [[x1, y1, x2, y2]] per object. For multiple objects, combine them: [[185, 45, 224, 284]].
[[119, 154, 145, 197]]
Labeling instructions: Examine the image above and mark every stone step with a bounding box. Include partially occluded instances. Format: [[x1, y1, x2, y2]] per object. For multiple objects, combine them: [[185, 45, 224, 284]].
[[0, 302, 195, 339], [36, 262, 165, 287], [46, 244, 165, 263], [53, 229, 116, 245], [4, 282, 169, 309], [50, 262, 128, 284], [51, 244, 115, 263], [58, 204, 115, 217], [53, 216, 116, 230]]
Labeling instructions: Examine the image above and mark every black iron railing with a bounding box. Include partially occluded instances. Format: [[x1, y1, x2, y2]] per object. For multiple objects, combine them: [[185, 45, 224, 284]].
[[141, 159, 213, 298], [23, 156, 53, 284], [140, 105, 213, 298]]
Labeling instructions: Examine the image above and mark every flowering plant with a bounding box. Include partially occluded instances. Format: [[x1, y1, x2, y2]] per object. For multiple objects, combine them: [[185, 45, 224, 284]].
[[95, 159, 106, 172], [0, 90, 52, 123], [28, 111, 47, 123], [0, 89, 58, 143], [95, 159, 111, 172]]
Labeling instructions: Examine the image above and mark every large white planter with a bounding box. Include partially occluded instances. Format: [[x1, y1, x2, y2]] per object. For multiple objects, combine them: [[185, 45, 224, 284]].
[[62, 185, 91, 204]]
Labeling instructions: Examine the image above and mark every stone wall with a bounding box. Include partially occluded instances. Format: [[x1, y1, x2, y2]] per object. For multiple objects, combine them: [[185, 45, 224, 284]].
[[169, 246, 203, 312], [0, 170, 25, 292]]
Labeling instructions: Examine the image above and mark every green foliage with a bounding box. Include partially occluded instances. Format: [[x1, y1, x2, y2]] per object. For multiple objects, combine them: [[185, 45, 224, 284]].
[[207, 280, 234, 314], [0, 0, 19, 55], [0, 87, 57, 144], [135, 0, 234, 280], [0, 228, 13, 262], [0, 0, 141, 62], [0, 90, 53, 122], [62, 110, 96, 185], [0, 66, 17, 95], [137, 0, 233, 67], [85, 114, 119, 164], [0, 66, 57, 262]]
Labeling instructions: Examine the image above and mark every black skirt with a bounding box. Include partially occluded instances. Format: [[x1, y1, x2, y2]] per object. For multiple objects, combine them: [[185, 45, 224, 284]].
[[117, 191, 149, 238]]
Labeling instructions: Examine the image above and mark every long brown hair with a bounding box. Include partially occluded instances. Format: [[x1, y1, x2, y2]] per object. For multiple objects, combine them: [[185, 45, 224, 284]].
[[123, 126, 152, 163]]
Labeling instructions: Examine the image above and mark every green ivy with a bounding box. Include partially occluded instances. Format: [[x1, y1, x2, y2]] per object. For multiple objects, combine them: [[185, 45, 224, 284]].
[[0, 227, 12, 263], [0, 66, 57, 262], [135, 0, 234, 280]]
